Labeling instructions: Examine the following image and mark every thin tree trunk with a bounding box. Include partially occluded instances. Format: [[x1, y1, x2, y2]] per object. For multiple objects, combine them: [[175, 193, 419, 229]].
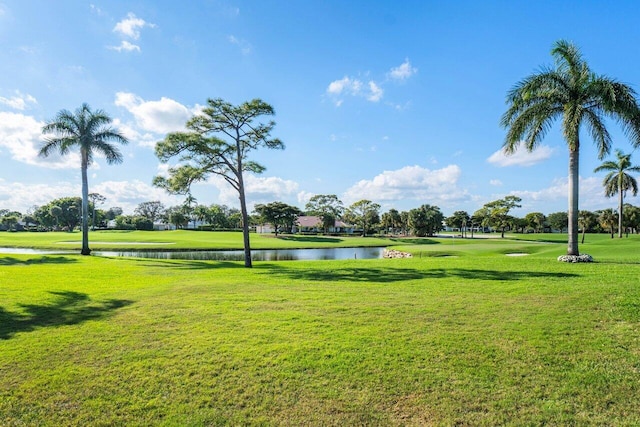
[[80, 154, 91, 256], [567, 147, 580, 255], [235, 149, 252, 267], [238, 182, 252, 268]]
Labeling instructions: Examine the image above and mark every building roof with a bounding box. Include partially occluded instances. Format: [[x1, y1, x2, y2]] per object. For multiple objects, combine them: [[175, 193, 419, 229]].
[[296, 216, 352, 228]]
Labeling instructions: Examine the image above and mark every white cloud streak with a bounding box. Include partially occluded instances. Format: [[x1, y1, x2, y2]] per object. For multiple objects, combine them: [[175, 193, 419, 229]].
[[0, 91, 37, 110], [210, 175, 300, 209], [115, 92, 194, 135], [0, 112, 79, 169], [108, 41, 140, 52], [113, 12, 155, 40], [326, 76, 382, 106], [389, 59, 417, 81], [343, 164, 470, 206], [487, 143, 554, 167], [228, 35, 252, 55]]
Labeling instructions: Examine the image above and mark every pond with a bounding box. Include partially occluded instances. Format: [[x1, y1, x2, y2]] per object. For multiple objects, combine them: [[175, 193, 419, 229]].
[[94, 247, 386, 261]]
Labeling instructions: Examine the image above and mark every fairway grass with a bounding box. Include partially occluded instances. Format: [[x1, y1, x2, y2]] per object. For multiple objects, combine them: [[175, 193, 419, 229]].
[[1, 235, 640, 424], [0, 230, 394, 251]]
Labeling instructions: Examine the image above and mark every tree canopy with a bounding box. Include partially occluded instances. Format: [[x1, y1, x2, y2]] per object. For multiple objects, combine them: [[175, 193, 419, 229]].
[[154, 98, 284, 267], [501, 39, 640, 257], [40, 103, 128, 254], [594, 149, 640, 237], [254, 201, 301, 236]]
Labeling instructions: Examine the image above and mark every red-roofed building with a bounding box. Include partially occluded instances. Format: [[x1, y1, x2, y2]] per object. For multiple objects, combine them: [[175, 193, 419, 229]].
[[292, 216, 354, 234]]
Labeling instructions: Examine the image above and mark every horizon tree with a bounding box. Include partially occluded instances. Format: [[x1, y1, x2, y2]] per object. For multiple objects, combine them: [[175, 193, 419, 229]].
[[304, 194, 343, 234], [623, 203, 640, 235], [408, 204, 444, 237], [134, 201, 166, 223], [483, 195, 522, 238], [254, 201, 301, 236], [598, 208, 618, 238], [381, 208, 402, 235], [446, 210, 470, 237], [40, 103, 128, 255], [547, 211, 568, 232], [594, 149, 640, 238], [154, 98, 283, 268], [501, 39, 640, 256], [343, 200, 381, 237], [88, 193, 106, 230], [50, 205, 62, 230], [525, 212, 546, 233], [578, 210, 597, 244]]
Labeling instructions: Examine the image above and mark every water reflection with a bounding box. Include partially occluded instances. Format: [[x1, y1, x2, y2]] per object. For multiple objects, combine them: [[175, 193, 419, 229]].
[[94, 247, 385, 261]]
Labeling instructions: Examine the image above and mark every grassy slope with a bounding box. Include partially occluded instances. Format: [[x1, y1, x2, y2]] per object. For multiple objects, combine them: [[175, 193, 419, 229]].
[[1, 235, 639, 425]]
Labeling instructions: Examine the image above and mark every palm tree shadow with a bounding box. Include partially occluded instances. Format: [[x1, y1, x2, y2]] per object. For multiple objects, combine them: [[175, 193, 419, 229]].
[[260, 265, 579, 283], [113, 257, 246, 270], [0, 291, 133, 340], [0, 256, 79, 266]]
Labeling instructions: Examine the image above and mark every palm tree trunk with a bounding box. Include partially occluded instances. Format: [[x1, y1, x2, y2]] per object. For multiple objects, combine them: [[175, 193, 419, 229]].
[[80, 154, 91, 256], [567, 147, 580, 255], [618, 189, 624, 238]]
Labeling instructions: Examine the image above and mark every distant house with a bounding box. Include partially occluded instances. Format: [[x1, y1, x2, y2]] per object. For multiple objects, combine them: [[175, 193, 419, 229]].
[[256, 223, 276, 234], [292, 216, 354, 234]]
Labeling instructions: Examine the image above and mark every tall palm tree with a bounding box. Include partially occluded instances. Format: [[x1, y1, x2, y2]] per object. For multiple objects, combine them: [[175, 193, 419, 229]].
[[40, 104, 128, 255], [594, 149, 640, 237], [501, 40, 640, 256]]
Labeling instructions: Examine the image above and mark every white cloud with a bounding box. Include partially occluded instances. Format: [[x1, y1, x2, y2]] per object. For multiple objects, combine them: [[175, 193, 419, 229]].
[[0, 178, 185, 214], [112, 118, 156, 148], [108, 41, 140, 52], [326, 76, 384, 105], [0, 90, 37, 110], [93, 179, 182, 214], [389, 59, 417, 81], [113, 12, 155, 40], [490, 179, 503, 186], [487, 143, 554, 167], [210, 175, 300, 208], [343, 164, 470, 206], [156, 163, 171, 177], [228, 35, 252, 55], [327, 76, 362, 96], [296, 190, 314, 206], [367, 81, 383, 102], [115, 92, 193, 135], [0, 112, 79, 169], [0, 179, 79, 213], [510, 176, 611, 212]]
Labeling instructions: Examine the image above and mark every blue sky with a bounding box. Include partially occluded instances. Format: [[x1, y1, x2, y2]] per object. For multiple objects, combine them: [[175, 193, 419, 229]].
[[1, 1, 640, 217]]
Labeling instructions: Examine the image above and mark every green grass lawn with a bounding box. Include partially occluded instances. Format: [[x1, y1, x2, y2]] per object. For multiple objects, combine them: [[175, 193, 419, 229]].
[[1, 233, 639, 425], [0, 230, 393, 251]]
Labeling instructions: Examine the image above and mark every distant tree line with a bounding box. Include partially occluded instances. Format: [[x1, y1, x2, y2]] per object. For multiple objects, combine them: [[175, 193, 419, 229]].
[[2, 194, 640, 239]]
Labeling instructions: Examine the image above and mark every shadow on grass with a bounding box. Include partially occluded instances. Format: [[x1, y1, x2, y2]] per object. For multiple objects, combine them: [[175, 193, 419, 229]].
[[0, 291, 133, 340], [0, 256, 78, 266], [121, 257, 246, 270], [261, 265, 579, 283], [389, 238, 440, 245], [275, 235, 344, 243]]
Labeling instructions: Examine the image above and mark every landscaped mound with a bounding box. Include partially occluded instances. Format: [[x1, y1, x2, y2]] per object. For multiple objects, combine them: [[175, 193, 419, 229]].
[[557, 254, 594, 263], [383, 249, 413, 258]]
